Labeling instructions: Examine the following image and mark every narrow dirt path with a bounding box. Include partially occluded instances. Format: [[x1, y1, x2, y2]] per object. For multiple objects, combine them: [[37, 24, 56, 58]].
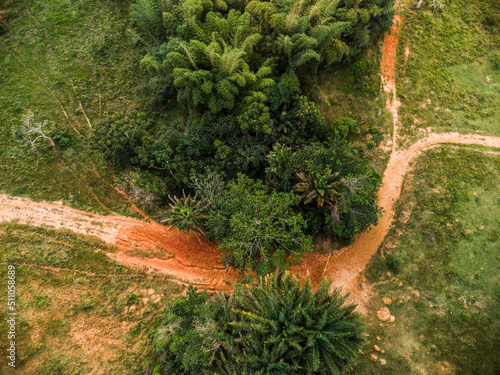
[[0, 194, 239, 290], [290, 133, 500, 310], [381, 11, 402, 151], [1, 3, 499, 309]]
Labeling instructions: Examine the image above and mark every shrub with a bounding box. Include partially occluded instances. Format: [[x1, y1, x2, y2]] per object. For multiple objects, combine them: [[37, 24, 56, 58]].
[[387, 253, 403, 274]]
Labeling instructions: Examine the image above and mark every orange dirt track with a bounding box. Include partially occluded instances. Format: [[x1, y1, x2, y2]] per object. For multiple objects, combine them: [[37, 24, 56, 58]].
[[1, 6, 500, 310]]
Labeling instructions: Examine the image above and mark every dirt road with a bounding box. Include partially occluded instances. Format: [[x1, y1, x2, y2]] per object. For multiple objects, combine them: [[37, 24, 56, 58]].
[[1, 5, 499, 307]]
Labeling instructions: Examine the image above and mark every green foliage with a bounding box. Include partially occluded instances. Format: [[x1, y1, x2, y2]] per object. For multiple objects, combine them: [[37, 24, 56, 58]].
[[226, 272, 367, 374], [331, 118, 360, 140], [52, 130, 72, 150], [163, 193, 208, 235], [205, 174, 313, 274], [152, 285, 228, 375], [152, 273, 366, 374], [130, 0, 166, 44], [238, 103, 273, 134], [386, 253, 403, 274], [34, 295, 50, 308], [296, 166, 341, 207], [347, 59, 378, 96], [126, 293, 141, 306], [132, 0, 395, 113], [89, 111, 152, 165], [327, 167, 382, 241]]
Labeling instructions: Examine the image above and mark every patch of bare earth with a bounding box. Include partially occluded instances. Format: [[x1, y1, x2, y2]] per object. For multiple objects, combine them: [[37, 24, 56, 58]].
[[1, 2, 499, 315]]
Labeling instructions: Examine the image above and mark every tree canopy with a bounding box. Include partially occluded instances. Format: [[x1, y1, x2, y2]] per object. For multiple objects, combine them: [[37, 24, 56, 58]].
[[152, 273, 367, 374], [131, 0, 394, 114]]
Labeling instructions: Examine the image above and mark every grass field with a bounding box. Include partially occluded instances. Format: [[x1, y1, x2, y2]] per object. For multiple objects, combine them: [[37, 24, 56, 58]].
[[0, 223, 183, 374], [0, 0, 145, 215], [352, 146, 500, 374], [396, 0, 500, 143]]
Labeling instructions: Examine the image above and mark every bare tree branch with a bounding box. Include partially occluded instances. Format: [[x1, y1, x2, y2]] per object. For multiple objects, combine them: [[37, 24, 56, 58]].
[[17, 110, 55, 150]]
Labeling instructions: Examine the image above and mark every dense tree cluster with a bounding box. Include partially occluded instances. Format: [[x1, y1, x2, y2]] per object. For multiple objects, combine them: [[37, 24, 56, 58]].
[[152, 272, 367, 374], [131, 0, 394, 113], [89, 0, 393, 274]]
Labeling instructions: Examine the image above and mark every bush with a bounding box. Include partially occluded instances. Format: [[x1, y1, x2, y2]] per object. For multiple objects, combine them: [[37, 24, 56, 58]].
[[387, 253, 403, 274], [52, 130, 72, 150]]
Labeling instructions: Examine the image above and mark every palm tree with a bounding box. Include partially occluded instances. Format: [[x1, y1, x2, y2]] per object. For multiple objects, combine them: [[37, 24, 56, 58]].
[[162, 191, 207, 242], [296, 166, 341, 207], [225, 271, 367, 374]]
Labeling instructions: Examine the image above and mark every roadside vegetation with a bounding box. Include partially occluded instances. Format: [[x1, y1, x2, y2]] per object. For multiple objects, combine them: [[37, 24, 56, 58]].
[[397, 0, 500, 142], [355, 146, 500, 374]]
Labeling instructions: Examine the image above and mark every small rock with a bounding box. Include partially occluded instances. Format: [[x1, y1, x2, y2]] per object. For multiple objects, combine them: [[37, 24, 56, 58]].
[[388, 315, 396, 323], [371, 354, 378, 362], [386, 271, 392, 277], [478, 225, 484, 230], [381, 350, 385, 353], [374, 345, 381, 351], [377, 307, 391, 321], [485, 76, 491, 83], [398, 281, 403, 287], [382, 297, 392, 305], [380, 359, 387, 365], [376, 336, 381, 341]]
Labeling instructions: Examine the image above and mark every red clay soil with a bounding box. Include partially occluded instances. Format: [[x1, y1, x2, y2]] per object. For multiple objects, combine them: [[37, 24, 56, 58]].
[[381, 13, 402, 151], [290, 133, 500, 310], [2, 5, 500, 310], [0, 194, 239, 291]]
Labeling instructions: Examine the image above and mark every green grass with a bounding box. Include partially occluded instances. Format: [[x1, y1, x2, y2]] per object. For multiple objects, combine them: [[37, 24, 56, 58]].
[[0, 223, 184, 374], [0, 0, 146, 215], [352, 146, 500, 374], [396, 0, 500, 141], [310, 39, 393, 174], [0, 222, 127, 274]]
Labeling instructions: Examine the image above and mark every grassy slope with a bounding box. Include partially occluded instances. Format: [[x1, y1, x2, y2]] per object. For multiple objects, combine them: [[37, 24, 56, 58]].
[[0, 0, 144, 215], [352, 146, 500, 374], [0, 223, 183, 374], [397, 0, 500, 143], [311, 39, 392, 175]]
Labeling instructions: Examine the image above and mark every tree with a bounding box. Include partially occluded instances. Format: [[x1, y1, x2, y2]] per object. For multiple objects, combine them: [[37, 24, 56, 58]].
[[162, 192, 208, 240], [205, 174, 313, 274], [296, 166, 341, 207], [225, 271, 367, 374], [13, 110, 54, 151], [152, 285, 230, 375], [327, 167, 382, 241], [88, 111, 151, 165], [151, 273, 366, 375]]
